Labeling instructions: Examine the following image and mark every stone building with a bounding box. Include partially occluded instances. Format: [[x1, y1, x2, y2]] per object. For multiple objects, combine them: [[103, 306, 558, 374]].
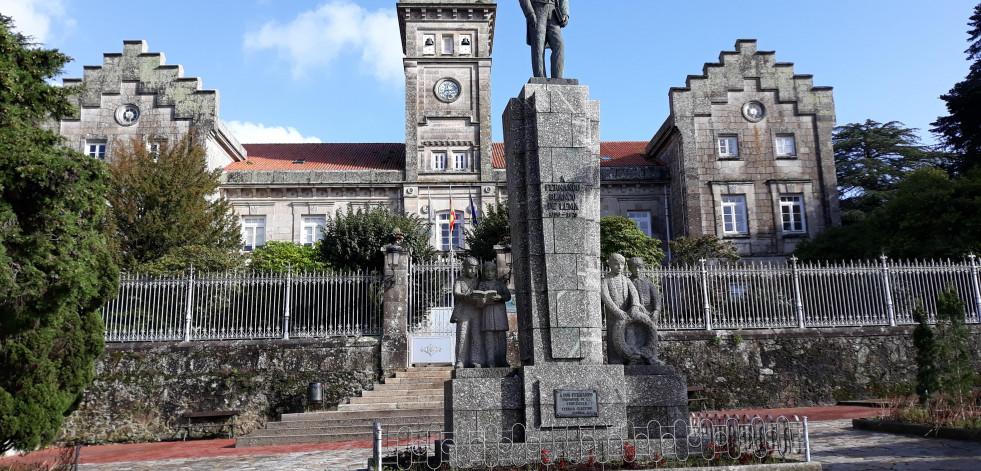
[[47, 40, 245, 171], [647, 40, 840, 258], [52, 2, 838, 262]]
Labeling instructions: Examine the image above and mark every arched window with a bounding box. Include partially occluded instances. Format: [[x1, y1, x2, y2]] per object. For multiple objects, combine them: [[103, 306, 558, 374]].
[[438, 211, 464, 251]]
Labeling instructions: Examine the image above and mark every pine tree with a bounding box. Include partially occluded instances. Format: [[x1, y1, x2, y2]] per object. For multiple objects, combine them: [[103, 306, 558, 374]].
[[106, 136, 242, 270], [0, 16, 118, 453], [932, 4, 981, 172], [933, 287, 977, 399], [911, 303, 939, 403]]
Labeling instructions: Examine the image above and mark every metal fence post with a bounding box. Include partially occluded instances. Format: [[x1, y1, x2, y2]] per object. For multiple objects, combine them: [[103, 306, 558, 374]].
[[968, 253, 981, 323], [880, 255, 896, 326], [700, 259, 712, 331], [791, 256, 805, 328], [183, 265, 195, 342], [283, 265, 293, 340], [802, 416, 811, 462]]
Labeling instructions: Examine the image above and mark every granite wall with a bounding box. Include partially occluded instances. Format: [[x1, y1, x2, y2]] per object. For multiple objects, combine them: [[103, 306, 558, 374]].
[[58, 337, 379, 445], [659, 326, 981, 410]]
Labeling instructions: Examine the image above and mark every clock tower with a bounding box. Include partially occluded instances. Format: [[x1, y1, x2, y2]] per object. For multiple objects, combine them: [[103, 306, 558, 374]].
[[398, 0, 496, 184]]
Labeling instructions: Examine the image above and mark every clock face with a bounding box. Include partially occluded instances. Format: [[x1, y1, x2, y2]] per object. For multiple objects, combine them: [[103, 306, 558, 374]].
[[435, 79, 460, 102], [742, 101, 765, 122]]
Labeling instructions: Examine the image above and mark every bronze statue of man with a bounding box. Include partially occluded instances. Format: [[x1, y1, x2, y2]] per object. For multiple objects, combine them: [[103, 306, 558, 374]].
[[518, 0, 569, 79]]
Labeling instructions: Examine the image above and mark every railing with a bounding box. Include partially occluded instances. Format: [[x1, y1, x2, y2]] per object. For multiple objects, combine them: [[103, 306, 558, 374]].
[[102, 268, 383, 342], [656, 256, 981, 330], [372, 414, 809, 469]]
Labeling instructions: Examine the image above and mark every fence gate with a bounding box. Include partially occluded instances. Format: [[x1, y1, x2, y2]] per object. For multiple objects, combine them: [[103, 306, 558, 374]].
[[407, 261, 457, 365]]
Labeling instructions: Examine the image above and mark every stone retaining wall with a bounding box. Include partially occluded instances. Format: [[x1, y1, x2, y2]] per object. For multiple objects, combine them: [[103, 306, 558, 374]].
[[58, 337, 379, 445], [659, 326, 981, 410], [59, 326, 981, 444]]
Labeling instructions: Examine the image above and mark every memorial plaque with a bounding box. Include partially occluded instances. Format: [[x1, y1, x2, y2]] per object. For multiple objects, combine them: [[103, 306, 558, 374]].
[[554, 389, 599, 418]]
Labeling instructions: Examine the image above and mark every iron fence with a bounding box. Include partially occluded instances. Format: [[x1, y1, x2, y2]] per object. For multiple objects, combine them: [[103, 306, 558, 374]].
[[407, 260, 457, 336], [655, 255, 981, 330], [102, 268, 383, 342], [372, 414, 809, 469]]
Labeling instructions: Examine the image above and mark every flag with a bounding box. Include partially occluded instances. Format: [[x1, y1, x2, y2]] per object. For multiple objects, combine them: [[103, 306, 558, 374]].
[[469, 191, 480, 226], [448, 194, 456, 231], [427, 188, 434, 239]]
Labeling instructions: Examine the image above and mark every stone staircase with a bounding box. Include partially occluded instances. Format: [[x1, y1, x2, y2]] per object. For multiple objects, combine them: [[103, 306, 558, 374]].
[[235, 366, 451, 447]]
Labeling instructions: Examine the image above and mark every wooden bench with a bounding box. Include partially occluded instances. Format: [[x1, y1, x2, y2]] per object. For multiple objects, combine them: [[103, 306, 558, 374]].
[[179, 410, 240, 441], [687, 386, 712, 411]]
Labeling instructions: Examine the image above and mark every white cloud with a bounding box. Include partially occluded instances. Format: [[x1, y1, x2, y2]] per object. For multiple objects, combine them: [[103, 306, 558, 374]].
[[243, 0, 402, 84], [226, 121, 323, 144], [0, 0, 73, 44]]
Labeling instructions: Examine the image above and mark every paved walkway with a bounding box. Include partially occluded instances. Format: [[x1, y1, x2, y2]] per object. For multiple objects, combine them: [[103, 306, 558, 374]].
[[3, 406, 979, 470]]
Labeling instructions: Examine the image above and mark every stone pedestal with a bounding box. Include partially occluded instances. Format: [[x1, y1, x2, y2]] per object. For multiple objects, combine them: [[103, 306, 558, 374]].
[[446, 79, 687, 448]]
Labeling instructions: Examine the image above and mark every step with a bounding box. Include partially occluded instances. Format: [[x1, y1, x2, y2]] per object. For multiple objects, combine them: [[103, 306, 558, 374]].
[[361, 388, 443, 398], [348, 394, 443, 405], [394, 370, 454, 378], [236, 432, 374, 447], [281, 408, 443, 422], [249, 420, 443, 437], [267, 414, 443, 429], [337, 401, 443, 412], [382, 378, 447, 387]]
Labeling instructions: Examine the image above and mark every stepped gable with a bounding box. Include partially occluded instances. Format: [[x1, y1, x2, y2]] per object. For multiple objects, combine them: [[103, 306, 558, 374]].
[[668, 39, 834, 121], [227, 143, 406, 171], [491, 141, 666, 169], [62, 40, 220, 127]]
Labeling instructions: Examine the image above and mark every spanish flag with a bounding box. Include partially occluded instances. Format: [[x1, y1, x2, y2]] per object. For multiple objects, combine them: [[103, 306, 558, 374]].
[[448, 194, 456, 231]]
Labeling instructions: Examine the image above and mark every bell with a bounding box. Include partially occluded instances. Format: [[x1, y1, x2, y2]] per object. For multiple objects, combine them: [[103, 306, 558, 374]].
[[425, 38, 435, 46]]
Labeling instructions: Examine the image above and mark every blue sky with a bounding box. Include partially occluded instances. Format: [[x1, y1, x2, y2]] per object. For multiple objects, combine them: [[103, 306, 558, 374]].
[[2, 0, 977, 146]]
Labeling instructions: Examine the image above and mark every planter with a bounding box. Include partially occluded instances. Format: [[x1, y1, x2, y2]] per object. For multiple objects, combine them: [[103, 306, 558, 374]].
[[852, 418, 981, 442]]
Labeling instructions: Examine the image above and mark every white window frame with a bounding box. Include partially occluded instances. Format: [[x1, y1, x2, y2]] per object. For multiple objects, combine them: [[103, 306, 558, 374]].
[[147, 139, 166, 162], [442, 35, 454, 54], [301, 215, 326, 247], [86, 140, 107, 159], [775, 135, 796, 157], [242, 216, 266, 251], [452, 151, 468, 171], [626, 211, 653, 237], [438, 211, 464, 251], [432, 151, 447, 171], [721, 195, 748, 236], [718, 136, 739, 157], [779, 195, 806, 234]]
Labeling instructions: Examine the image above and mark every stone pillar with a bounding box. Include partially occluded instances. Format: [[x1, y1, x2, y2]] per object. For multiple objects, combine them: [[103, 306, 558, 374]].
[[380, 243, 409, 378], [503, 78, 603, 365]]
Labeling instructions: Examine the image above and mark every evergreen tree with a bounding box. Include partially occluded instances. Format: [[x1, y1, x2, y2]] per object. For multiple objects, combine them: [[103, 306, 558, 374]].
[[933, 287, 977, 399], [461, 201, 510, 263], [932, 3, 981, 172], [668, 235, 740, 266], [106, 136, 241, 269], [316, 205, 435, 272], [911, 303, 939, 403], [599, 216, 664, 267], [833, 120, 944, 217], [250, 241, 326, 273], [0, 16, 118, 453]]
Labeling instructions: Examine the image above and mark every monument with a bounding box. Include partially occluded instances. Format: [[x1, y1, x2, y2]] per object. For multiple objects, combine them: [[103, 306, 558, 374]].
[[445, 0, 687, 452]]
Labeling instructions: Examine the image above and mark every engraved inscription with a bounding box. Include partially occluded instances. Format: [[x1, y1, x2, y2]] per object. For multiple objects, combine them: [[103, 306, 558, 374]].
[[554, 389, 599, 418], [543, 183, 587, 218]]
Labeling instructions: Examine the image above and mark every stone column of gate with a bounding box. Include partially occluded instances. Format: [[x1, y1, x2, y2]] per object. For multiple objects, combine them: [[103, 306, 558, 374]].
[[504, 78, 603, 366], [379, 243, 409, 378]]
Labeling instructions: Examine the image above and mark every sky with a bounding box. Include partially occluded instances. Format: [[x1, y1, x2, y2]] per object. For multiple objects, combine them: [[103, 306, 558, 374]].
[[2, 0, 977, 146]]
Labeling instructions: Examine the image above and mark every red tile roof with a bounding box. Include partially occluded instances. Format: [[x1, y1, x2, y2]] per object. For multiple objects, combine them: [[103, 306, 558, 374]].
[[491, 141, 663, 168], [226, 143, 405, 171], [225, 141, 664, 171]]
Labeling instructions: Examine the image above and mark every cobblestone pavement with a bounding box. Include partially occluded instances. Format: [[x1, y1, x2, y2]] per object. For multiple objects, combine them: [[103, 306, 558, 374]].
[[809, 419, 981, 470], [72, 419, 981, 471]]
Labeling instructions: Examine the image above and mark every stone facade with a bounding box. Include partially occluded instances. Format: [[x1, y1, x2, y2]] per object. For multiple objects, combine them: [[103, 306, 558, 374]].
[[50, 40, 245, 170], [648, 40, 839, 260]]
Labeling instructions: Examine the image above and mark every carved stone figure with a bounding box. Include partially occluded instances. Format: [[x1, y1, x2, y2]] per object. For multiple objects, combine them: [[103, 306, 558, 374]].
[[601, 253, 662, 365], [474, 261, 512, 367], [450, 257, 482, 368], [518, 0, 569, 79], [629, 257, 662, 325]]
